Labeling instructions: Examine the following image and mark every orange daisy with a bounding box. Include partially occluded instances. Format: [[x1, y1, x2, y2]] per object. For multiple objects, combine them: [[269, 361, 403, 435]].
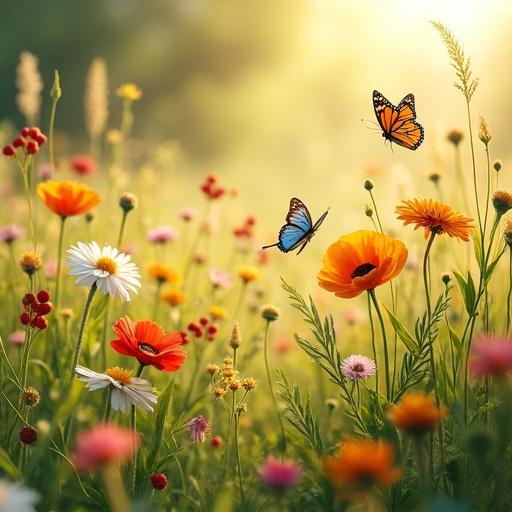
[[396, 198, 474, 241], [147, 262, 180, 285], [317, 230, 407, 299], [37, 180, 100, 218], [387, 391, 446, 436], [161, 289, 187, 307], [323, 439, 401, 490]]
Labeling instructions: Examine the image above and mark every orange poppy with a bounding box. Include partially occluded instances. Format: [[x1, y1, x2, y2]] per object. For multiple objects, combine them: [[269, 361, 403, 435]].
[[111, 316, 186, 371], [387, 392, 446, 436], [147, 263, 180, 284], [37, 180, 100, 218], [396, 198, 474, 241], [317, 230, 407, 299], [323, 439, 401, 489]]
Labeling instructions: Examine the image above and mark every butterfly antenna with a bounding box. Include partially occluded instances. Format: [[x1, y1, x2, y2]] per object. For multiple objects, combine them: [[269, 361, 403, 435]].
[[262, 243, 279, 250], [361, 118, 381, 131]]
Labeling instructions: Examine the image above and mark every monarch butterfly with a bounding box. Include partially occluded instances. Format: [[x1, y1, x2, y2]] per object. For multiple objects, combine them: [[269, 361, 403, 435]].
[[262, 198, 329, 255], [373, 90, 424, 150]]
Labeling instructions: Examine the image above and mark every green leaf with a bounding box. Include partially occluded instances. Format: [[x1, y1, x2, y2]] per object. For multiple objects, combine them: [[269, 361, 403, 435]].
[[485, 250, 506, 285], [383, 306, 418, 354], [453, 270, 475, 314], [448, 326, 462, 352], [0, 446, 21, 479], [473, 232, 484, 270]]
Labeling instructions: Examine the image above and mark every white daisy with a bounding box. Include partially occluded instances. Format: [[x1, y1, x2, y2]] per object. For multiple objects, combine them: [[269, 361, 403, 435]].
[[0, 480, 39, 512], [75, 365, 158, 413], [65, 241, 141, 302]]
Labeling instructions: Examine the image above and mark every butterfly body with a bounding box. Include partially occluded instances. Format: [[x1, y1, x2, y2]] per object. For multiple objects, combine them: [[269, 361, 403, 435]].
[[373, 90, 424, 150], [263, 198, 329, 255]]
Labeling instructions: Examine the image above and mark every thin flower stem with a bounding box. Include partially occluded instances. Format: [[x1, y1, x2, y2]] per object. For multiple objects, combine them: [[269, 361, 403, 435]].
[[367, 293, 379, 394], [130, 363, 145, 496], [234, 411, 245, 503], [368, 190, 384, 233], [68, 283, 98, 387], [264, 320, 287, 454], [466, 102, 483, 234], [103, 387, 112, 422], [507, 250, 512, 334], [483, 144, 492, 236], [54, 216, 67, 312], [118, 211, 128, 247], [368, 289, 390, 401], [48, 98, 58, 178], [413, 437, 428, 500]]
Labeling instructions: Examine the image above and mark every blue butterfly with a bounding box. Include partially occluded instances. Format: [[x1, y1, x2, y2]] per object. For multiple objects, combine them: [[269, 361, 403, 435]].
[[262, 198, 329, 255]]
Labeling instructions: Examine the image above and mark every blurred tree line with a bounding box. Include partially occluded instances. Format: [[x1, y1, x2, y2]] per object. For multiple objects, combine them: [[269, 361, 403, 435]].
[[0, 0, 304, 160]]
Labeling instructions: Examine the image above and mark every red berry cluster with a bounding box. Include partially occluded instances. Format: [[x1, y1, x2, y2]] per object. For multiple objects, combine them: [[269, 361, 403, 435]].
[[20, 290, 52, 330], [187, 316, 219, 341], [3, 127, 47, 157], [233, 215, 256, 238], [200, 174, 225, 200]]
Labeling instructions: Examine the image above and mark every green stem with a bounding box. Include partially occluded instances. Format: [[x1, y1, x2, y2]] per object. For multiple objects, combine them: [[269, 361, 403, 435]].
[[264, 320, 287, 454], [68, 283, 98, 387], [234, 412, 245, 503], [368, 289, 390, 401], [118, 211, 128, 247], [483, 144, 491, 236], [48, 98, 58, 178], [54, 216, 67, 312], [103, 387, 112, 422], [466, 101, 482, 234], [413, 436, 428, 502], [367, 292, 379, 394], [507, 250, 512, 335], [130, 363, 145, 496]]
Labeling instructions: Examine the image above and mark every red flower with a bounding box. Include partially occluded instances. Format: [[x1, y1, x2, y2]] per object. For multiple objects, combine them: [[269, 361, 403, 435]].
[[111, 316, 186, 371], [70, 154, 97, 175]]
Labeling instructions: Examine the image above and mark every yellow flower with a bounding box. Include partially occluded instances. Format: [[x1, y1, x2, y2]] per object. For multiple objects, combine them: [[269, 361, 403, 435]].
[[19, 251, 42, 275], [147, 263, 180, 285], [116, 83, 142, 101], [209, 305, 228, 320], [238, 266, 259, 284], [161, 289, 187, 307]]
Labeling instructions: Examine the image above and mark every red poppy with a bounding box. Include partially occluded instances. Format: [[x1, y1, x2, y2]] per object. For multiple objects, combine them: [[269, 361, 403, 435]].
[[111, 316, 186, 371]]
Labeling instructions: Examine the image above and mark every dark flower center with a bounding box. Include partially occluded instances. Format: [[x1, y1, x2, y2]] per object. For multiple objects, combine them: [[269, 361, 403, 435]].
[[351, 363, 365, 373], [351, 263, 377, 279], [138, 342, 159, 355]]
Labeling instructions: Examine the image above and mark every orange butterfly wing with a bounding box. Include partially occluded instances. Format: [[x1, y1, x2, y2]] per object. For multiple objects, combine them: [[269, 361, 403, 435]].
[[373, 90, 424, 150]]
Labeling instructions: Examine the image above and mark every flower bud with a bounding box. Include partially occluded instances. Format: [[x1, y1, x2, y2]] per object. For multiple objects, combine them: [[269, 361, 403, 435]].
[[229, 321, 242, 349], [19, 425, 38, 445], [119, 192, 138, 213], [363, 179, 374, 191], [261, 304, 280, 322]]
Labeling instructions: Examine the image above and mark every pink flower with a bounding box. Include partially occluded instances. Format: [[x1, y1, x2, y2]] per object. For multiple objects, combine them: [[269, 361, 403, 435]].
[[470, 336, 512, 378], [179, 207, 197, 222], [0, 224, 23, 244], [44, 259, 57, 279], [147, 225, 177, 244], [342, 307, 364, 326], [274, 338, 294, 354], [201, 216, 218, 235], [73, 423, 139, 471], [8, 331, 26, 346], [209, 268, 233, 289], [186, 415, 210, 443], [341, 355, 376, 381], [259, 456, 301, 490], [70, 154, 97, 176], [37, 162, 52, 181]]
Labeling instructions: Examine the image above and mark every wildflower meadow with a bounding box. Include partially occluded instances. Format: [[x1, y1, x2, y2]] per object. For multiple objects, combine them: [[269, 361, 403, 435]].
[[1, 4, 512, 512]]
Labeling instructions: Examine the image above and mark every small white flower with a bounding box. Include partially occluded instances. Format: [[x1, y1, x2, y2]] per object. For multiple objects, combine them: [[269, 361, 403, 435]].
[[65, 241, 141, 302], [0, 480, 39, 512], [75, 365, 157, 413]]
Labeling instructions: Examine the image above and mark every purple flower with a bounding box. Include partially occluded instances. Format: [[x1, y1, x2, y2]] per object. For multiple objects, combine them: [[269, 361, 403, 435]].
[[209, 268, 233, 289], [341, 355, 376, 381], [178, 207, 197, 222], [186, 415, 210, 443], [147, 225, 177, 244], [259, 456, 301, 490], [0, 224, 23, 244]]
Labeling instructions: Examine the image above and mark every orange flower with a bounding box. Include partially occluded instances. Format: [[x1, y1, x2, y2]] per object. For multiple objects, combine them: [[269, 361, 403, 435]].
[[37, 180, 100, 217], [323, 439, 401, 490], [161, 289, 187, 307], [396, 198, 474, 241], [387, 392, 446, 436], [238, 266, 260, 284], [147, 263, 180, 285], [318, 230, 407, 299]]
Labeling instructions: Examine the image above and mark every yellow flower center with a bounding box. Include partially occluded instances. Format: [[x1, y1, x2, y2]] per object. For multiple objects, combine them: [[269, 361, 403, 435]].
[[95, 256, 118, 275], [105, 367, 132, 385]]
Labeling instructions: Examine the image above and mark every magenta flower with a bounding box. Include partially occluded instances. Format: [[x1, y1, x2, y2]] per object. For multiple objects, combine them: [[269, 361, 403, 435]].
[[0, 224, 23, 244], [37, 162, 52, 181], [209, 268, 233, 289], [342, 307, 363, 326], [44, 259, 57, 279], [186, 415, 210, 443], [147, 225, 178, 244], [470, 335, 512, 378], [341, 355, 376, 381], [259, 456, 301, 490], [179, 207, 197, 222], [8, 331, 26, 346]]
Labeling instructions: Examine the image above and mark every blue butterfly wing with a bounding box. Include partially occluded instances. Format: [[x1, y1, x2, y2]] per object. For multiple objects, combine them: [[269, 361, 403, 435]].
[[278, 224, 309, 252], [286, 198, 313, 232]]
